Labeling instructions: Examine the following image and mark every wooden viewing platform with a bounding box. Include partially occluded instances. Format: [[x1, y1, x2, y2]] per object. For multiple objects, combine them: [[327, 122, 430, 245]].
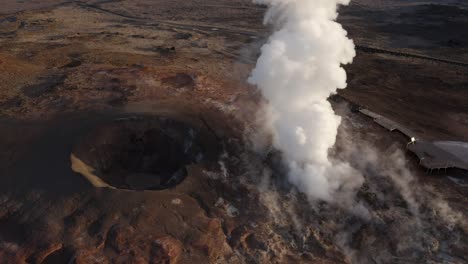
[[359, 108, 468, 171]]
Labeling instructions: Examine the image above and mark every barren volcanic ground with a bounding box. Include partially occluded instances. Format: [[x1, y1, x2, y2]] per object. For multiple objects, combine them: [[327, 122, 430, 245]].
[[0, 1, 467, 263]]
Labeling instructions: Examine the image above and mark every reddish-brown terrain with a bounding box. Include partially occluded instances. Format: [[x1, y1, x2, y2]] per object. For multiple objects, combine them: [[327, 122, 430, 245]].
[[0, 1, 467, 263]]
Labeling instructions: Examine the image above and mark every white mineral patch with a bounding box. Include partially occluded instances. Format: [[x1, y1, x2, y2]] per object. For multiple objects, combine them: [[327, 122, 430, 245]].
[[171, 198, 182, 205]]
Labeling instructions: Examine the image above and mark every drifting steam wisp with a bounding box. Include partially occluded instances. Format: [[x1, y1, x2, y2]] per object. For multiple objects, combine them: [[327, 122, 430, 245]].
[[249, 0, 361, 201]]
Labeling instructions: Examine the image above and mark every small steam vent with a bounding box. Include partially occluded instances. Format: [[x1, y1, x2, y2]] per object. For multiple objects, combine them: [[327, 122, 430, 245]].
[[71, 116, 221, 191]]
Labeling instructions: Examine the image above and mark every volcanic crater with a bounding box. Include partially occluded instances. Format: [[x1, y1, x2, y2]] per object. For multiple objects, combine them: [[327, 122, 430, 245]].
[[71, 115, 222, 191]]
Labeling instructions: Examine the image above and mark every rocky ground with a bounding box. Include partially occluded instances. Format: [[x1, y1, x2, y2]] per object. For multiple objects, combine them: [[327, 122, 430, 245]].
[[0, 0, 467, 263]]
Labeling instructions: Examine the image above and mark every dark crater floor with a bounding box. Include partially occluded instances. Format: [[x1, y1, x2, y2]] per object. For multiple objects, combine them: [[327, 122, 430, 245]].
[[72, 116, 221, 191]]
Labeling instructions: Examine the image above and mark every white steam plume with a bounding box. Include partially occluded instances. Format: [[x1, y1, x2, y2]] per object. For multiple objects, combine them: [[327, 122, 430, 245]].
[[249, 0, 360, 201]]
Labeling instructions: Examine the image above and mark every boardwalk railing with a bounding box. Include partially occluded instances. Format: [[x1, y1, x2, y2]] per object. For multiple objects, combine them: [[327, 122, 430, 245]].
[[356, 45, 468, 68]]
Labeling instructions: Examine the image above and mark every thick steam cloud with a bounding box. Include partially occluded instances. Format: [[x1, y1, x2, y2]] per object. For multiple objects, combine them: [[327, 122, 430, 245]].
[[249, 0, 360, 201]]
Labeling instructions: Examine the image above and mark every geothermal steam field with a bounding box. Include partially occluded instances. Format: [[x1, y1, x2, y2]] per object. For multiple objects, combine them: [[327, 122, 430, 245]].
[[0, 0, 467, 263]]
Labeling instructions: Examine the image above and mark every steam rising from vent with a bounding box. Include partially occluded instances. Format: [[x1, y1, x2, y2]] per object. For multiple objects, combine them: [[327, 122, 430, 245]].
[[249, 0, 360, 201]]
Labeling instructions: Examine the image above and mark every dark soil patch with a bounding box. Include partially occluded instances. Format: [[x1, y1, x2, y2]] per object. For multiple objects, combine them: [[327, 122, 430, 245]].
[[162, 73, 195, 89], [22, 74, 66, 98]]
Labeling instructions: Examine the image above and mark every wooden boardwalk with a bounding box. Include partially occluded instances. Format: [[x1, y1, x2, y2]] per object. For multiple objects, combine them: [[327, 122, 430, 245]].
[[359, 108, 468, 171]]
